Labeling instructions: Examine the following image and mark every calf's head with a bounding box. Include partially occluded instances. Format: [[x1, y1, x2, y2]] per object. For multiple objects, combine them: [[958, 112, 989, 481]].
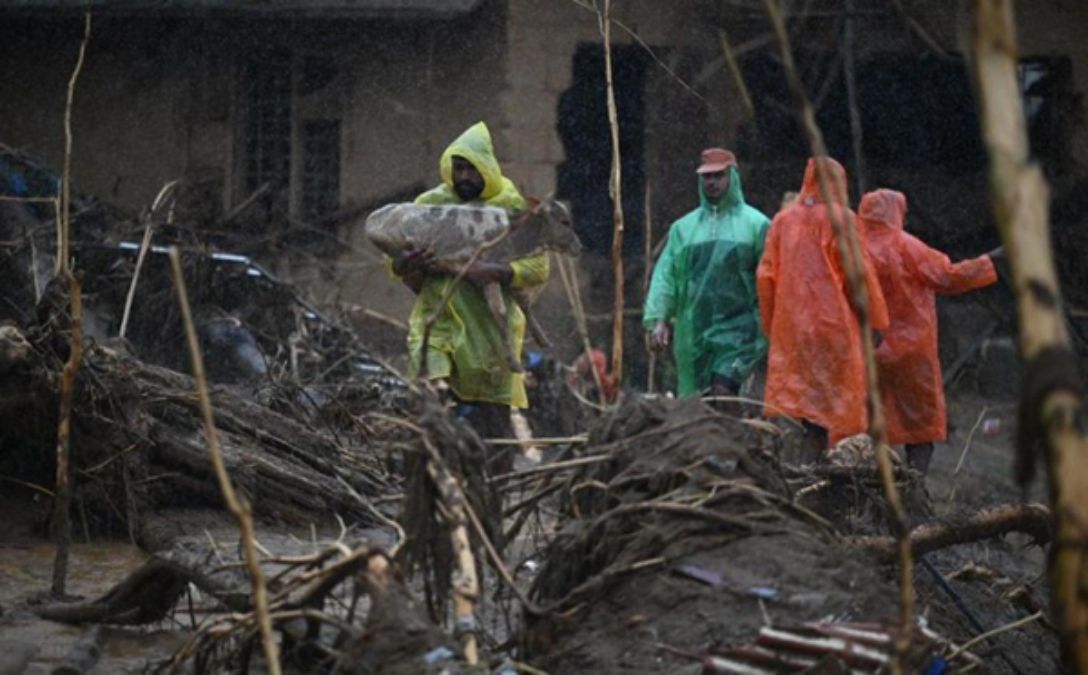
[[522, 196, 582, 258]]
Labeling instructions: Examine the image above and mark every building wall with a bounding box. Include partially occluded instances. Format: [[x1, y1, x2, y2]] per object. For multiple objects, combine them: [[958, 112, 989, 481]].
[[0, 9, 510, 340], [0, 18, 207, 209], [3, 2, 1088, 373], [499, 0, 739, 209]]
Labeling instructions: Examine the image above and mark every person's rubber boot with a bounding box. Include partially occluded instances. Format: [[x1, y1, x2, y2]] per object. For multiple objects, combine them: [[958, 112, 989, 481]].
[[906, 442, 934, 476]]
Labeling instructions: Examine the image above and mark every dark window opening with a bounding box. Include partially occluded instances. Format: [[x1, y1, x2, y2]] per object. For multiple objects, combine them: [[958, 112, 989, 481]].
[[301, 119, 341, 221], [737, 51, 986, 174], [556, 43, 648, 258], [243, 47, 292, 195], [1019, 56, 1073, 167], [299, 54, 337, 96]]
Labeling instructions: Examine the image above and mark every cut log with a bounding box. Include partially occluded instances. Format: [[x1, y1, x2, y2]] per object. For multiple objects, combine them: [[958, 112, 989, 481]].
[[853, 503, 1052, 563]]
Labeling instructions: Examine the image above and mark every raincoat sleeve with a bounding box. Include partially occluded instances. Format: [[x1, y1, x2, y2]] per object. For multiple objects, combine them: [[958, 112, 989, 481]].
[[643, 225, 683, 329], [904, 239, 997, 295], [752, 212, 771, 263], [756, 216, 780, 335], [510, 252, 549, 289]]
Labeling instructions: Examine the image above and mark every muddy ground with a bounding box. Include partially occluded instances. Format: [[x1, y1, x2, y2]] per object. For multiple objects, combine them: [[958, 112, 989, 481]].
[[508, 384, 1057, 674], [0, 153, 1061, 672], [0, 377, 1059, 674]]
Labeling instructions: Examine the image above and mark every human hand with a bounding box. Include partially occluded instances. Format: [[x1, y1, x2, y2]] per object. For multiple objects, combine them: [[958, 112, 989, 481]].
[[392, 245, 436, 276], [650, 320, 670, 351]]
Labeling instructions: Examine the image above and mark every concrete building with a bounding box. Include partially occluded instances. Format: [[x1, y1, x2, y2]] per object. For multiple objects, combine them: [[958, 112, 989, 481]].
[[1, 0, 1086, 373]]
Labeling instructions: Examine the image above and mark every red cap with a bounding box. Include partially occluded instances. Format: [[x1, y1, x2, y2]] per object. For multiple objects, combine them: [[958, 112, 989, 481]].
[[696, 148, 737, 174]]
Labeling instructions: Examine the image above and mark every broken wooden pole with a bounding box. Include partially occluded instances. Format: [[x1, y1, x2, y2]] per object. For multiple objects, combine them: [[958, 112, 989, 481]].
[[969, 1, 1088, 669], [418, 435, 480, 665], [643, 179, 655, 392]]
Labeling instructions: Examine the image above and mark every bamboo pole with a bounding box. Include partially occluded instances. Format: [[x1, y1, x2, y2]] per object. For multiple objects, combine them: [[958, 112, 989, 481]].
[[416, 434, 480, 664], [119, 180, 178, 339], [843, 0, 867, 196], [643, 179, 655, 392], [969, 2, 1088, 669], [50, 8, 91, 599], [168, 248, 282, 675], [761, 0, 912, 666], [599, 0, 626, 389]]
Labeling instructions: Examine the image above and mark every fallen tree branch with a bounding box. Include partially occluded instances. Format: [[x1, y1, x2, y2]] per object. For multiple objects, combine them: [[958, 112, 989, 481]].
[[853, 503, 1052, 563]]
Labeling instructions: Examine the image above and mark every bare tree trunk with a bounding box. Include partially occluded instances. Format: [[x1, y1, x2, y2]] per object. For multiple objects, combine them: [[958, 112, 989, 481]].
[[969, 1, 1088, 669]]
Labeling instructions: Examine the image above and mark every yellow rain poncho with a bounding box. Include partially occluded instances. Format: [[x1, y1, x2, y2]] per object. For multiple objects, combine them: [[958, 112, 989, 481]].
[[405, 122, 549, 408]]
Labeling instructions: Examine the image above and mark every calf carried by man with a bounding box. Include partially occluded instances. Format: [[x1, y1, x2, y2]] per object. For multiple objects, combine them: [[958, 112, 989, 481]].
[[365, 194, 581, 371]]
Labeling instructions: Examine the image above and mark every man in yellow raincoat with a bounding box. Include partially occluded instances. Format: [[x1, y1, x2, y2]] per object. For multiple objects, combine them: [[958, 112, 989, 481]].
[[392, 122, 549, 463]]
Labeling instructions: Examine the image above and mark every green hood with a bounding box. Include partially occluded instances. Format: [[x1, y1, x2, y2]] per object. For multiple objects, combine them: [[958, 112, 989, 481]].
[[698, 164, 745, 211]]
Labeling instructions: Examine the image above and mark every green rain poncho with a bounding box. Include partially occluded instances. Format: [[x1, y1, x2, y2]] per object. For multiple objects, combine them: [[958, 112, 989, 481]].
[[643, 165, 770, 396], [405, 122, 549, 408]]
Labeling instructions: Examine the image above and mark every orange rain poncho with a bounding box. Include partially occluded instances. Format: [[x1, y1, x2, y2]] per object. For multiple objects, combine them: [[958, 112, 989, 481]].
[[757, 157, 889, 443], [859, 189, 997, 445]]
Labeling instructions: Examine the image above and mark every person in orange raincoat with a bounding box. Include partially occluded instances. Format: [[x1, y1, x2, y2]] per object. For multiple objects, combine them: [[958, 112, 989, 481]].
[[859, 189, 999, 474], [757, 157, 889, 458]]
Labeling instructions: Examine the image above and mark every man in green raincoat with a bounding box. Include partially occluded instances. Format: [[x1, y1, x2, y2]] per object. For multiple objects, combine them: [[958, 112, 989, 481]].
[[392, 122, 549, 457], [643, 148, 770, 397]]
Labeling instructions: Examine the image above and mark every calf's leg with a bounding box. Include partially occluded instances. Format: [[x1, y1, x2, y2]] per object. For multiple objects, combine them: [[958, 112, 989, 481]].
[[513, 290, 552, 350], [483, 282, 522, 372]]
